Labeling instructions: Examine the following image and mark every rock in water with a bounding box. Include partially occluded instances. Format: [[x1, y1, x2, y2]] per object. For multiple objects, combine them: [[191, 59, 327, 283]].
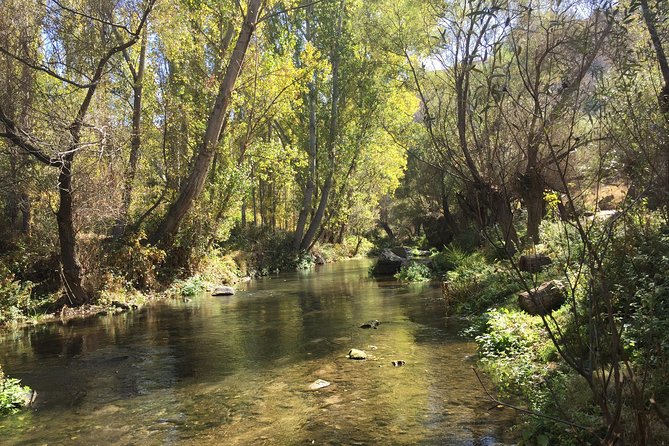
[[360, 320, 380, 329], [390, 247, 412, 259], [308, 379, 331, 390], [372, 249, 406, 276], [347, 349, 367, 360], [212, 286, 235, 296]]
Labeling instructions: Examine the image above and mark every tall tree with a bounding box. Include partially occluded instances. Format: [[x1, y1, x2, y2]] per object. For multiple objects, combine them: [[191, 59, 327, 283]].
[[151, 0, 264, 245], [0, 0, 155, 304]]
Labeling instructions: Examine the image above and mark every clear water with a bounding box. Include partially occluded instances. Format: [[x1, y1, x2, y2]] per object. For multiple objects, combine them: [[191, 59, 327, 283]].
[[0, 259, 516, 445]]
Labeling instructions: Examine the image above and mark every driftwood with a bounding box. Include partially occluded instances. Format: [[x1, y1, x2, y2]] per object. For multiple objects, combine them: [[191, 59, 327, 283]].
[[518, 280, 566, 315], [518, 254, 552, 273]]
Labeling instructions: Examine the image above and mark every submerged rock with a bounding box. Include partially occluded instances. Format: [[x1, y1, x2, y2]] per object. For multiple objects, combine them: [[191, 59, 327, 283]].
[[360, 320, 380, 329], [347, 349, 367, 360], [211, 286, 235, 296], [308, 379, 331, 390]]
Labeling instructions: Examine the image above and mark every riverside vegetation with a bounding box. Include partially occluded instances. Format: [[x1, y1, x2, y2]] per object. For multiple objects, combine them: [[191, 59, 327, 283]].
[[2, 0, 669, 444]]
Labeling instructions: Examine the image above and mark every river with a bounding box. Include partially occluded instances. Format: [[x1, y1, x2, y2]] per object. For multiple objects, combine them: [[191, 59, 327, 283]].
[[0, 259, 516, 445]]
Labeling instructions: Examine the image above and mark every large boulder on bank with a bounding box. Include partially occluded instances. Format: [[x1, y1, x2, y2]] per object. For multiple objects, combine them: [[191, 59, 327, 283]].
[[518, 280, 566, 315], [519, 254, 552, 273], [212, 286, 235, 296], [391, 247, 412, 259], [422, 215, 454, 250], [372, 249, 406, 276]]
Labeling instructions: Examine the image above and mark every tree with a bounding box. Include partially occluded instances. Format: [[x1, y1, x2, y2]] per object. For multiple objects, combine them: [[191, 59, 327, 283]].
[[151, 0, 264, 246], [0, 0, 155, 304]]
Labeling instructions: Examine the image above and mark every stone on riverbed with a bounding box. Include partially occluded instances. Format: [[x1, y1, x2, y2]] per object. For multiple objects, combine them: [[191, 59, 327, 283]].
[[347, 349, 367, 360], [211, 286, 235, 296], [360, 320, 380, 329], [308, 379, 331, 390]]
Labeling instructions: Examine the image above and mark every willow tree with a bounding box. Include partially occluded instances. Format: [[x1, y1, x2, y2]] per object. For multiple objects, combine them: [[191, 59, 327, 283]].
[[0, 0, 155, 305]]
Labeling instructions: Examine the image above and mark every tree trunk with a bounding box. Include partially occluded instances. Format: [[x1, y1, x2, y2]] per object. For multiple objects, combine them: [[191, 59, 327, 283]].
[[523, 167, 545, 244], [151, 0, 262, 245], [293, 14, 317, 250], [299, 2, 343, 251], [114, 30, 147, 238], [56, 154, 88, 305], [640, 0, 669, 201]]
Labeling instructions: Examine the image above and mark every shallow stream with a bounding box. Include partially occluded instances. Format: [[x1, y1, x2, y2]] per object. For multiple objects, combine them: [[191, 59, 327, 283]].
[[0, 259, 516, 445]]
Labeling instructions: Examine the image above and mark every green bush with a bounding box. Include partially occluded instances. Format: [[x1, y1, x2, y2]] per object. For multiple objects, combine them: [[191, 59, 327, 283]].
[[475, 309, 600, 444], [394, 262, 431, 282], [440, 250, 520, 314], [0, 366, 31, 415]]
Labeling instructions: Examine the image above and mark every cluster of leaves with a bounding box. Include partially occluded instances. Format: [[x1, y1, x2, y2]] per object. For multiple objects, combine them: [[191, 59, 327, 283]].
[[438, 248, 521, 314], [394, 262, 431, 282], [475, 309, 602, 444], [0, 366, 31, 415]]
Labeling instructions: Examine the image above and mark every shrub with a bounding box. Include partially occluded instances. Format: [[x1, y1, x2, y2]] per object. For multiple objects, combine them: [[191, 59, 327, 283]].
[[440, 250, 520, 314], [0, 366, 31, 415], [394, 262, 431, 282]]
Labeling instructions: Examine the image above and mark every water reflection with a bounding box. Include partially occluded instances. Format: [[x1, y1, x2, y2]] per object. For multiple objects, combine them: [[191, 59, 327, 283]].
[[0, 259, 516, 445]]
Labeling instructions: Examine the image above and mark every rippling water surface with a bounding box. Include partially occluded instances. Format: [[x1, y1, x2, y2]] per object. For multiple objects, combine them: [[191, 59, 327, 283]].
[[0, 259, 516, 445]]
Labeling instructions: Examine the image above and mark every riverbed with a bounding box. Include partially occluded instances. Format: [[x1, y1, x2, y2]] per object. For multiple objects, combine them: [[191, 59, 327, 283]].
[[0, 259, 516, 445]]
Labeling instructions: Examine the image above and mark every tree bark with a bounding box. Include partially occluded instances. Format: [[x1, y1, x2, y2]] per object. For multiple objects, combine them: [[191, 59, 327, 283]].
[[640, 0, 669, 200], [114, 29, 147, 238], [299, 1, 344, 251], [293, 77, 317, 249], [56, 154, 87, 305], [151, 0, 262, 245]]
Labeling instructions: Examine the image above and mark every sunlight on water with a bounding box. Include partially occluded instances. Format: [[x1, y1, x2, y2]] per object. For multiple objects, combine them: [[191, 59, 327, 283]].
[[0, 259, 516, 445]]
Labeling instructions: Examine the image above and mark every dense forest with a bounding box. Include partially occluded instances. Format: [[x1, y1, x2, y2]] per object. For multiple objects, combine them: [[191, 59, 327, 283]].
[[2, 0, 669, 444]]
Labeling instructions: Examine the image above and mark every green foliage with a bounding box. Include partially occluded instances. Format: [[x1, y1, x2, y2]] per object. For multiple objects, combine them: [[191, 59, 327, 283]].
[[476, 309, 601, 445], [441, 249, 521, 314], [107, 232, 166, 290], [430, 246, 470, 275], [0, 366, 31, 415], [394, 262, 431, 282], [178, 275, 206, 297]]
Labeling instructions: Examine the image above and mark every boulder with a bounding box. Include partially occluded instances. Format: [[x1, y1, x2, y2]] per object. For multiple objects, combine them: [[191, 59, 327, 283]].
[[518, 280, 566, 315], [518, 254, 552, 273], [347, 349, 367, 360], [212, 286, 235, 296], [390, 247, 412, 259], [422, 215, 454, 249], [372, 249, 406, 276]]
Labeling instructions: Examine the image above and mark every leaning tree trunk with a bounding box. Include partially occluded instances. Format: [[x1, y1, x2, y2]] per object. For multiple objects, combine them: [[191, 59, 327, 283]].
[[151, 0, 262, 245], [640, 0, 669, 202]]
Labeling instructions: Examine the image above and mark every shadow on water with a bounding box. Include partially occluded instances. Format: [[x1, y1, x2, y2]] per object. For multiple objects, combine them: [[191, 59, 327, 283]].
[[0, 259, 517, 445]]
